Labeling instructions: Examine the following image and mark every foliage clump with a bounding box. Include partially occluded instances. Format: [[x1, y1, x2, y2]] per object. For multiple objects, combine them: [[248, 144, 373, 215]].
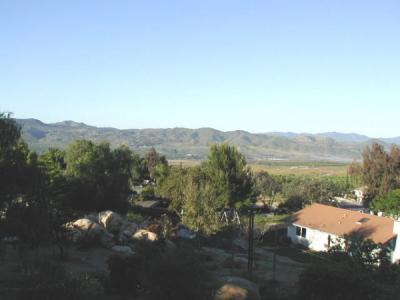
[[106, 241, 209, 300], [298, 233, 400, 300]]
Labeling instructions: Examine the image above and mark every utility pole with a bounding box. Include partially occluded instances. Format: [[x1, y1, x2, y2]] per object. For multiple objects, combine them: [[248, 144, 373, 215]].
[[247, 209, 255, 275]]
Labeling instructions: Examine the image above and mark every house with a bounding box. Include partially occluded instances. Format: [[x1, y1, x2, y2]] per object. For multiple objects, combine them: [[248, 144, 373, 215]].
[[287, 203, 400, 263]]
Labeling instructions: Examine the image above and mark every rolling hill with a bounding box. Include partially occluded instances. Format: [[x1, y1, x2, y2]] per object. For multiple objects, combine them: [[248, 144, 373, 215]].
[[16, 119, 399, 162]]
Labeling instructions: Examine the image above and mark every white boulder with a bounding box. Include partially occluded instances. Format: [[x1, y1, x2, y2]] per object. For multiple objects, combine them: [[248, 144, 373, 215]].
[[72, 218, 106, 238], [214, 276, 260, 300], [98, 211, 123, 233], [132, 229, 158, 242], [73, 218, 94, 231]]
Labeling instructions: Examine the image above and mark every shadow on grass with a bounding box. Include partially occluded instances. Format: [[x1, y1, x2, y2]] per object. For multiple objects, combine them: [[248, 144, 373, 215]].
[[270, 246, 330, 264]]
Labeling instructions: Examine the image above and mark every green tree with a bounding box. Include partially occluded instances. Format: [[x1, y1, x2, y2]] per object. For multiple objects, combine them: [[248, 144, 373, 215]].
[[156, 165, 189, 212], [0, 113, 41, 207], [362, 143, 400, 202], [181, 167, 222, 235], [64, 140, 131, 212], [329, 233, 391, 268], [348, 160, 363, 187], [144, 147, 168, 180], [38, 148, 70, 209], [130, 153, 148, 184], [279, 175, 347, 210], [0, 112, 21, 150], [39, 148, 67, 181], [205, 143, 253, 209], [372, 189, 400, 216], [254, 171, 282, 198]]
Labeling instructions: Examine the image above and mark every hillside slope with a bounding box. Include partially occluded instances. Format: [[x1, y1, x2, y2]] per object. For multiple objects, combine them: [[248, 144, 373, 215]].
[[17, 119, 397, 162]]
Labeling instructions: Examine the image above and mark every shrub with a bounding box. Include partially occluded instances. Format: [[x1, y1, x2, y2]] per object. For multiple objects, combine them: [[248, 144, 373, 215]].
[[144, 246, 209, 300], [202, 226, 237, 250], [107, 254, 144, 296], [298, 264, 379, 300], [126, 211, 148, 224], [106, 242, 209, 299]]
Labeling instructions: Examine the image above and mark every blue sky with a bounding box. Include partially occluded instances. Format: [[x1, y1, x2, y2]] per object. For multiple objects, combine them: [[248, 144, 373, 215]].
[[1, 0, 399, 137]]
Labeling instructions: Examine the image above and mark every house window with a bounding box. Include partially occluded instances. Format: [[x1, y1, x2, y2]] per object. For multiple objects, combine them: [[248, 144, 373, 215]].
[[296, 226, 301, 236], [295, 226, 307, 238]]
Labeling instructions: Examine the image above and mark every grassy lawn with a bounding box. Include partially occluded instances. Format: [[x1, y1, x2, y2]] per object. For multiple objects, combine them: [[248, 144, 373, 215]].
[[254, 214, 290, 227], [270, 247, 330, 264]]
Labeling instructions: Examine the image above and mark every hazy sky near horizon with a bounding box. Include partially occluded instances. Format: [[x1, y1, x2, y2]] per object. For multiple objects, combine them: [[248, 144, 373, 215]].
[[1, 0, 399, 137]]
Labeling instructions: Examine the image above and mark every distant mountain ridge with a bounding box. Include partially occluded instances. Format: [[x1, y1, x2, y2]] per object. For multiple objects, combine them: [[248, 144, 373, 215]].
[[16, 118, 400, 162]]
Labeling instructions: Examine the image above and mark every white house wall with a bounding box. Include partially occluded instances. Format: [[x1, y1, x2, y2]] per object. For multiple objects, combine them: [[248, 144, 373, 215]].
[[392, 221, 400, 263], [287, 224, 338, 251]]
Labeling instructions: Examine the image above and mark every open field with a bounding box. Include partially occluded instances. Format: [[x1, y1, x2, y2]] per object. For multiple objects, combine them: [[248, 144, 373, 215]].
[[250, 162, 349, 176], [169, 160, 350, 176], [169, 159, 201, 167]]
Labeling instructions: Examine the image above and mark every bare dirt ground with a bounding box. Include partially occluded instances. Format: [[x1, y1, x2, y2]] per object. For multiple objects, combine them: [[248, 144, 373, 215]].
[[1, 235, 306, 299], [0, 244, 116, 299], [200, 237, 305, 299]]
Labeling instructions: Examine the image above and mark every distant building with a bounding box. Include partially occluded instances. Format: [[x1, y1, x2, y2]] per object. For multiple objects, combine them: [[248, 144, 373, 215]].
[[287, 203, 400, 263], [352, 186, 368, 203]]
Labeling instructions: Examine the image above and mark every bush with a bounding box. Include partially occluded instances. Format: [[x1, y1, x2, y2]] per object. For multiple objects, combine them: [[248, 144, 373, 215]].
[[107, 254, 144, 296], [75, 232, 101, 250], [106, 242, 209, 299], [202, 226, 237, 250], [4, 200, 52, 247], [145, 246, 209, 300], [298, 264, 379, 300], [126, 211, 148, 224]]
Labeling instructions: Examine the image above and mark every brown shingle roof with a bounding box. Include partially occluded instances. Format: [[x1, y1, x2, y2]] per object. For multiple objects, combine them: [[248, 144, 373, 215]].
[[292, 203, 395, 244]]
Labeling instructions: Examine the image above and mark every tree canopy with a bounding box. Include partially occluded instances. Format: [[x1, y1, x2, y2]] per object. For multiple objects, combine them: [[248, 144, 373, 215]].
[[63, 140, 133, 212], [362, 143, 400, 201], [372, 189, 400, 216], [0, 113, 41, 207], [205, 143, 253, 208]]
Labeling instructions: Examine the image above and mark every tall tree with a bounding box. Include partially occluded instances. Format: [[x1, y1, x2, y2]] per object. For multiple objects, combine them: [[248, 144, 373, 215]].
[[254, 171, 282, 198], [144, 147, 168, 180], [0, 112, 21, 152], [362, 143, 400, 201], [64, 140, 131, 212], [181, 167, 221, 235], [205, 143, 253, 208], [156, 165, 189, 212], [0, 113, 41, 206]]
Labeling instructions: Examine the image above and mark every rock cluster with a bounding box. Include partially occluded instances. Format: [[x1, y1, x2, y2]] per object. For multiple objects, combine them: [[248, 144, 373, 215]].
[[64, 210, 159, 255]]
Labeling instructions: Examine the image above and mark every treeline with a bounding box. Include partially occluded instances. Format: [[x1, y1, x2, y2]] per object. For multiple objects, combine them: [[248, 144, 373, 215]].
[[0, 120, 167, 214], [254, 172, 350, 210], [349, 143, 400, 215], [0, 114, 255, 238], [1, 112, 353, 239]]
